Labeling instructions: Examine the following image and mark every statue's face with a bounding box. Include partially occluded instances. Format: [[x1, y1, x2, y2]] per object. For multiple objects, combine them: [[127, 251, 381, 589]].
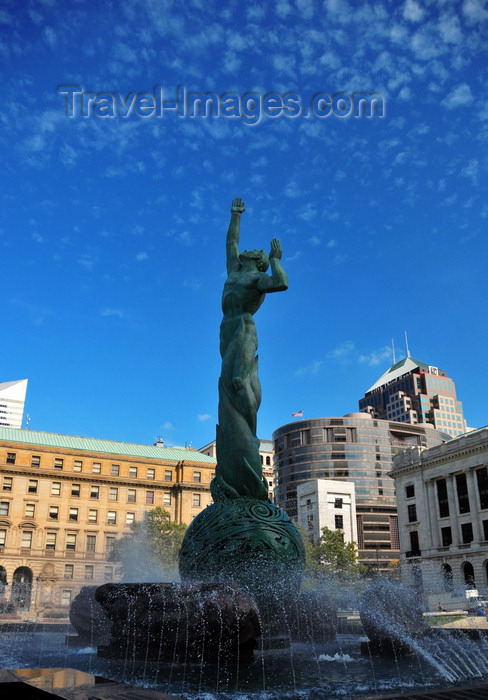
[[240, 249, 269, 272]]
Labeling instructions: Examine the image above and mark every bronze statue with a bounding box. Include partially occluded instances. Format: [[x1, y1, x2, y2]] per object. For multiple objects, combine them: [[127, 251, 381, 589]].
[[211, 198, 288, 501]]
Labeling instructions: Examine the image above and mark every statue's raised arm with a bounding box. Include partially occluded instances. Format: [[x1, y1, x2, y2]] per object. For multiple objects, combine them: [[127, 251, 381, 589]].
[[226, 197, 246, 274]]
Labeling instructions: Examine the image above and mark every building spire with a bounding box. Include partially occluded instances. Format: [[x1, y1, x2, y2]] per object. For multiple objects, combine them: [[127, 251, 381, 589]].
[[391, 338, 396, 364], [404, 331, 411, 358]]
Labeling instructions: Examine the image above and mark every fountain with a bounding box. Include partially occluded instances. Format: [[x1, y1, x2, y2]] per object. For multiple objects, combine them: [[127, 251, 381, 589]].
[[2, 199, 488, 698]]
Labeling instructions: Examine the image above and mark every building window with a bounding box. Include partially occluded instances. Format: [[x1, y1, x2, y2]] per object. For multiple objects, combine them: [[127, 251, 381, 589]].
[[307, 514, 314, 530], [334, 498, 343, 509], [335, 514, 344, 529], [21, 530, 32, 549], [66, 533, 77, 551], [409, 530, 420, 555], [31, 455, 40, 467], [92, 462, 101, 474], [88, 509, 98, 523], [109, 487, 118, 501], [193, 471, 201, 483], [107, 511, 116, 525], [84, 565, 94, 580], [441, 526, 452, 546], [126, 512, 135, 525], [164, 470, 172, 482], [0, 502, 9, 516], [46, 532, 57, 550], [25, 503, 35, 518], [105, 535, 115, 554], [104, 566, 114, 580], [71, 484, 80, 497], [407, 504, 417, 523], [436, 479, 449, 518], [69, 507, 78, 521], [54, 458, 64, 470], [129, 467, 138, 478], [111, 464, 120, 476], [442, 563, 454, 591], [0, 529, 6, 547], [192, 493, 201, 507], [405, 484, 415, 498], [28, 479, 38, 494], [2, 477, 12, 492], [147, 468, 155, 480], [86, 535, 96, 553], [461, 522, 473, 544], [477, 467, 488, 510], [6, 453, 16, 464], [163, 492, 171, 506], [127, 489, 136, 503], [456, 473, 470, 514], [64, 564, 74, 579], [49, 505, 59, 520], [61, 590, 72, 606], [145, 491, 154, 505], [90, 485, 100, 499], [51, 482, 61, 496], [73, 460, 83, 472]]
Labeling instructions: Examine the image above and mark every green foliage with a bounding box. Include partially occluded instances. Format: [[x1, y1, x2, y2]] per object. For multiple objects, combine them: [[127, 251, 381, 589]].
[[303, 526, 367, 583], [110, 507, 187, 581]]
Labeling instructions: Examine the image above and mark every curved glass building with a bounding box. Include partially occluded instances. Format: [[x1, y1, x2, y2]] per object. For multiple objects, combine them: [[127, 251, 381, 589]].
[[273, 412, 448, 571]]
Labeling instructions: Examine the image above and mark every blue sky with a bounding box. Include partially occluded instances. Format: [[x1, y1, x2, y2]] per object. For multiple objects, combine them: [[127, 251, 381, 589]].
[[1, 0, 487, 448]]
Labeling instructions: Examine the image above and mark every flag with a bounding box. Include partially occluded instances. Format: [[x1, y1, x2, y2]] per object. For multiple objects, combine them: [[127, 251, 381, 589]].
[[292, 410, 303, 417]]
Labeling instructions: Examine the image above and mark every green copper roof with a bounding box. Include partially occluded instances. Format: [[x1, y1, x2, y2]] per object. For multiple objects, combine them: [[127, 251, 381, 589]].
[[0, 427, 216, 464], [366, 356, 443, 393]]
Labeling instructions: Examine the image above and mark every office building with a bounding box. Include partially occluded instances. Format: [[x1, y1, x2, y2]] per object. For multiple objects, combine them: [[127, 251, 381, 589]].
[[0, 379, 28, 429], [0, 427, 216, 618], [273, 413, 448, 571], [297, 479, 357, 544], [390, 426, 488, 596], [359, 357, 466, 438]]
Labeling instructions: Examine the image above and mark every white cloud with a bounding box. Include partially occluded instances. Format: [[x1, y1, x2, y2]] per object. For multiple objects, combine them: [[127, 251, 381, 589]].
[[463, 0, 488, 24], [309, 236, 321, 245], [327, 341, 355, 359], [198, 414, 211, 422], [441, 83, 474, 109], [100, 308, 125, 318], [359, 346, 392, 367], [403, 0, 424, 22], [295, 360, 323, 376], [136, 252, 149, 261]]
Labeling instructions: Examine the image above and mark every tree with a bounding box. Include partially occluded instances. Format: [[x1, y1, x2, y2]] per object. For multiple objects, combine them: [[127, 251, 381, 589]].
[[110, 507, 187, 582], [304, 526, 366, 583]]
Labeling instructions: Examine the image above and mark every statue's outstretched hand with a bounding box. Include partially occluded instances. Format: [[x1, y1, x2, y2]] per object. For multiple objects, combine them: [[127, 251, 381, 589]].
[[269, 238, 282, 260], [231, 197, 245, 214]]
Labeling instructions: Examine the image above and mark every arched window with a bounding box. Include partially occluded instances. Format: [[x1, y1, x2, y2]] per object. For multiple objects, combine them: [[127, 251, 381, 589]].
[[11, 567, 33, 611], [442, 563, 453, 591], [462, 561, 475, 588]]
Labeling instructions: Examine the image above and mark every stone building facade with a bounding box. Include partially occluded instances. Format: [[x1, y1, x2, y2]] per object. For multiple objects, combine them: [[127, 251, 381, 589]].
[[0, 427, 216, 619], [390, 426, 488, 597]]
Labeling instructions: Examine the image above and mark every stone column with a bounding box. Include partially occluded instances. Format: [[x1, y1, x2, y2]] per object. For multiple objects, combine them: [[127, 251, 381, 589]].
[[426, 479, 440, 549], [446, 475, 460, 545], [466, 468, 482, 542]]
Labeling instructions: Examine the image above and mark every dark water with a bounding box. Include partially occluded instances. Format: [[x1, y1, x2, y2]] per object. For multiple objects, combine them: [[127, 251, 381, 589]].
[[1, 631, 488, 699]]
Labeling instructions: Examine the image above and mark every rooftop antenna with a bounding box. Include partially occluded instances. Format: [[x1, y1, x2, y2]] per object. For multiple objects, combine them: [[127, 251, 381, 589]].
[[404, 331, 411, 358], [391, 338, 396, 364]]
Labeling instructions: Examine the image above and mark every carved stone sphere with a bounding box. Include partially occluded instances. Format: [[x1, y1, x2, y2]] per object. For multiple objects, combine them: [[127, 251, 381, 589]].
[[179, 498, 305, 606]]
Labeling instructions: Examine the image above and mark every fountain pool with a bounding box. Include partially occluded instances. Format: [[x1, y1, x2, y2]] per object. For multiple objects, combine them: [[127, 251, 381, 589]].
[[2, 628, 488, 699]]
